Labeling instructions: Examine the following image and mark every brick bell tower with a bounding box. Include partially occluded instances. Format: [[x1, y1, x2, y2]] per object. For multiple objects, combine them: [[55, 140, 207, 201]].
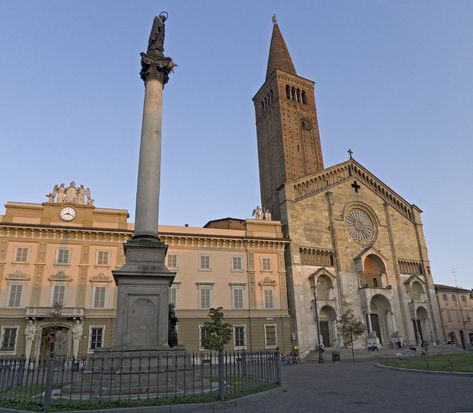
[[253, 16, 324, 220]]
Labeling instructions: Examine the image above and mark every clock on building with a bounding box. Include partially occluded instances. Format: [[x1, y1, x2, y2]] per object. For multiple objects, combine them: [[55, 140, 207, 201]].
[[60, 206, 76, 221]]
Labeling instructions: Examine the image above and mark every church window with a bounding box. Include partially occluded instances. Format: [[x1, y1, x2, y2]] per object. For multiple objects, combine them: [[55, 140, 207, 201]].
[[301, 117, 312, 131], [302, 90, 307, 104], [8, 284, 23, 308], [15, 247, 29, 263], [291, 86, 296, 101], [345, 208, 376, 244], [286, 85, 291, 99], [296, 88, 301, 102], [372, 278, 379, 288]]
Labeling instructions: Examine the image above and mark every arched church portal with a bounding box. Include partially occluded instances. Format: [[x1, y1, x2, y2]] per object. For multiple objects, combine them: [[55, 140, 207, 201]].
[[364, 254, 387, 288], [319, 305, 337, 348], [413, 306, 431, 345], [369, 294, 392, 345]]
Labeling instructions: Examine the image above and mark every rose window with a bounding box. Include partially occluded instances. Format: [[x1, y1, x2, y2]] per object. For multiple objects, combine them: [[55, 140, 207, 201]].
[[345, 208, 375, 244]]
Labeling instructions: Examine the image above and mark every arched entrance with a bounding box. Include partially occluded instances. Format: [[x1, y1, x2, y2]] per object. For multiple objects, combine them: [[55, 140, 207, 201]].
[[369, 294, 392, 345], [319, 306, 337, 347], [35, 322, 73, 360], [413, 306, 431, 345], [364, 254, 387, 288]]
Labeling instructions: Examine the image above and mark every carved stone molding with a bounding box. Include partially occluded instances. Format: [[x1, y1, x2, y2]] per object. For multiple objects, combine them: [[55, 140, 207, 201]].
[[89, 272, 112, 283], [6, 270, 31, 281], [258, 277, 276, 286], [48, 271, 72, 282]]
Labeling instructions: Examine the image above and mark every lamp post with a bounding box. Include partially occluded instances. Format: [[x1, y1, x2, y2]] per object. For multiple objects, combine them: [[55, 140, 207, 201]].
[[310, 276, 324, 363]]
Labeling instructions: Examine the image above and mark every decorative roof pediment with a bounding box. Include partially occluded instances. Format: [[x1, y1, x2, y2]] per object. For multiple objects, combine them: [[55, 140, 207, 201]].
[[89, 273, 113, 283], [6, 270, 30, 281], [48, 271, 72, 282], [404, 275, 426, 286], [310, 267, 336, 281], [291, 159, 418, 222], [259, 277, 276, 286]]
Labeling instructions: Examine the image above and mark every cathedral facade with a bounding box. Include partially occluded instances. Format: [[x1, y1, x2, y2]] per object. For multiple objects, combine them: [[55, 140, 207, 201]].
[[253, 20, 443, 352]]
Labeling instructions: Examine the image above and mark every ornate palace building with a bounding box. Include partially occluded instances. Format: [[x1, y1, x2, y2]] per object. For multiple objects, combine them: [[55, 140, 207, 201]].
[[0, 186, 291, 358], [252, 19, 443, 352], [435, 284, 473, 348]]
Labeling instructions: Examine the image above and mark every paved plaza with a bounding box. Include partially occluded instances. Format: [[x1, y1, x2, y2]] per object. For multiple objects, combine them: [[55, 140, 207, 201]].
[[242, 358, 473, 413]]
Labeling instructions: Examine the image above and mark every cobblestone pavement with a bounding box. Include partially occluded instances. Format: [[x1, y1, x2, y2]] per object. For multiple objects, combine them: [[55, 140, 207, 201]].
[[246, 359, 473, 413]]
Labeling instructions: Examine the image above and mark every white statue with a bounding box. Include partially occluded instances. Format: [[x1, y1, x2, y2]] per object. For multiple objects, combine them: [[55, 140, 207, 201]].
[[71, 319, 83, 359], [85, 187, 94, 206], [252, 205, 263, 220], [77, 185, 86, 205], [24, 319, 37, 360], [46, 184, 59, 203], [263, 208, 272, 221], [57, 183, 66, 203], [65, 182, 78, 203]]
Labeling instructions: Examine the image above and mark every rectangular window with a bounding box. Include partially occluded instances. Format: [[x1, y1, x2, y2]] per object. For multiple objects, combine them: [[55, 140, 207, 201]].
[[457, 311, 461, 322], [167, 254, 178, 269], [96, 251, 109, 265], [8, 284, 23, 308], [232, 287, 244, 309], [199, 325, 208, 350], [90, 327, 104, 350], [199, 286, 212, 309], [234, 326, 246, 349], [264, 324, 277, 348], [15, 248, 29, 263], [93, 286, 106, 308], [169, 286, 177, 308], [52, 285, 65, 306], [447, 310, 452, 322], [264, 289, 274, 309], [461, 295, 467, 302], [231, 256, 243, 271], [1, 328, 17, 351], [56, 248, 70, 265], [443, 293, 448, 301], [452, 294, 457, 301], [199, 255, 210, 271], [261, 257, 272, 271]]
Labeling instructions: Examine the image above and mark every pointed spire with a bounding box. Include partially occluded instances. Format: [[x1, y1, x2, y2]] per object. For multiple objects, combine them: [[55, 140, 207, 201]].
[[266, 16, 297, 80]]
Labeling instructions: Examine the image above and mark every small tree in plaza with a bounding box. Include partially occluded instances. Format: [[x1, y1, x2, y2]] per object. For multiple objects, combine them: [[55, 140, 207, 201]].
[[337, 307, 365, 362], [201, 307, 233, 351]]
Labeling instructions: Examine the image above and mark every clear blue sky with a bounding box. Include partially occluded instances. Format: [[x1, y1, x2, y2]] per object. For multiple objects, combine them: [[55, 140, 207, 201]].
[[1, 1, 472, 288]]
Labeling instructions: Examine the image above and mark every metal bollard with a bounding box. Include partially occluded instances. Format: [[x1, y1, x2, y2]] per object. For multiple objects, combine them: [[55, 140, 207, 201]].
[[218, 348, 225, 401], [43, 352, 55, 410]]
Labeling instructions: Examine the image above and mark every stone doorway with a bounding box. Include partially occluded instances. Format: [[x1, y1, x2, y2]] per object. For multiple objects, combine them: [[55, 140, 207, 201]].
[[320, 321, 330, 347], [39, 325, 71, 359], [369, 294, 392, 345]]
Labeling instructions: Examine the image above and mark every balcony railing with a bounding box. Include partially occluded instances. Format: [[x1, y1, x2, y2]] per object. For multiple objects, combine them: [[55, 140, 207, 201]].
[[25, 307, 85, 318]]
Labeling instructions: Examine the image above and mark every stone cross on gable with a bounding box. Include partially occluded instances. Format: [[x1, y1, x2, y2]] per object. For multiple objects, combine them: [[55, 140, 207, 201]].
[[351, 181, 361, 193], [348, 148, 353, 160]]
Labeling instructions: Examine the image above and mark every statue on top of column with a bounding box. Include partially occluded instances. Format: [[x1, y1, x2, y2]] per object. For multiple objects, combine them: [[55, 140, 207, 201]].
[[140, 12, 175, 84]]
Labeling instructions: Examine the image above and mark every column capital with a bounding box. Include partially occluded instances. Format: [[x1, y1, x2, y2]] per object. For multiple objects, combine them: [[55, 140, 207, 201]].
[[140, 53, 175, 84]]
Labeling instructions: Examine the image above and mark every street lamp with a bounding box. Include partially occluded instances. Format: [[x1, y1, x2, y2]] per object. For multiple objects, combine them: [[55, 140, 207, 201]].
[[310, 276, 324, 364]]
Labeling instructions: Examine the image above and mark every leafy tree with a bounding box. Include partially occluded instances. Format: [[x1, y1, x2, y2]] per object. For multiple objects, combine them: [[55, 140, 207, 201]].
[[201, 307, 233, 351], [337, 307, 365, 361]]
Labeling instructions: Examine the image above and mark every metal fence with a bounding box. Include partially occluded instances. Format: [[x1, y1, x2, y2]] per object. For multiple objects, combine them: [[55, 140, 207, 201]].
[[0, 349, 281, 410]]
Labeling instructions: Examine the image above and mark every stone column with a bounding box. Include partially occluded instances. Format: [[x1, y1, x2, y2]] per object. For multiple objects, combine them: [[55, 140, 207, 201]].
[[134, 77, 164, 239]]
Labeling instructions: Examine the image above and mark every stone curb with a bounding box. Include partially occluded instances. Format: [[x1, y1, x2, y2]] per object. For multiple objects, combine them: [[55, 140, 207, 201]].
[[0, 386, 283, 413], [375, 362, 473, 377]]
